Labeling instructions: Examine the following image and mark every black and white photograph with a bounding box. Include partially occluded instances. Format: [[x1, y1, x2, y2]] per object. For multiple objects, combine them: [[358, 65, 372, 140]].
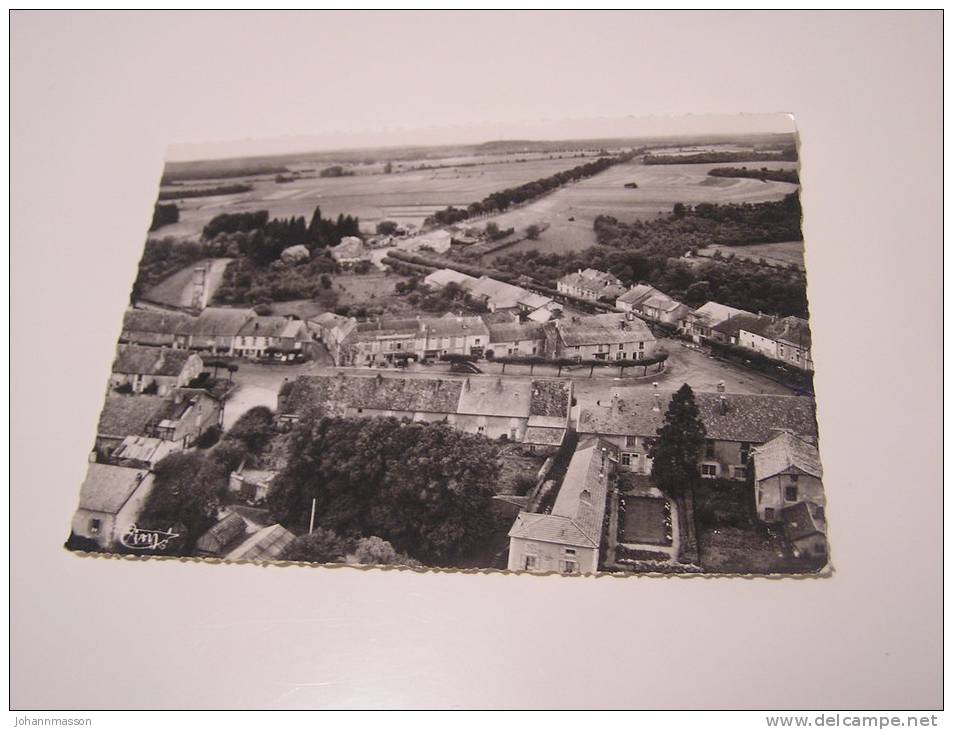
[[66, 113, 828, 576]]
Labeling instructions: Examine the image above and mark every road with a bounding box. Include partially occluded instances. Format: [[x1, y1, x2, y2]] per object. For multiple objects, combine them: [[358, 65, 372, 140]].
[[222, 338, 797, 429]]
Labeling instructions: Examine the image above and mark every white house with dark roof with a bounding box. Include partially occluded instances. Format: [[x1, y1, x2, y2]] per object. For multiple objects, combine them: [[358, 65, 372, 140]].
[[544, 312, 656, 362], [616, 283, 661, 312], [486, 320, 546, 357], [110, 345, 204, 396], [557, 268, 626, 302], [577, 387, 819, 481], [423, 268, 477, 290], [680, 301, 751, 342], [174, 307, 256, 354], [70, 463, 156, 549], [507, 438, 618, 574], [738, 315, 814, 371]]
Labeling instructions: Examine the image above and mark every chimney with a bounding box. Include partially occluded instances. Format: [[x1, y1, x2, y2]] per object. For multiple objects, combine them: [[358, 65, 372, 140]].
[[719, 394, 727, 414], [717, 380, 725, 393], [653, 393, 661, 412]]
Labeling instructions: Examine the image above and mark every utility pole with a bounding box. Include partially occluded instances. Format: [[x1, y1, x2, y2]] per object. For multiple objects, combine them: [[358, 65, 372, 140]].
[[309, 498, 316, 535]]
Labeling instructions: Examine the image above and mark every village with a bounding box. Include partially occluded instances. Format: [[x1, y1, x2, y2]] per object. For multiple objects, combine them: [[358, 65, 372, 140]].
[[69, 214, 826, 575]]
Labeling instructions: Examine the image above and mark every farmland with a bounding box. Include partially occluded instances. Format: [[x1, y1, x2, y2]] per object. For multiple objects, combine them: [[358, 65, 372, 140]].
[[696, 240, 805, 270], [150, 153, 620, 240], [487, 159, 800, 259]]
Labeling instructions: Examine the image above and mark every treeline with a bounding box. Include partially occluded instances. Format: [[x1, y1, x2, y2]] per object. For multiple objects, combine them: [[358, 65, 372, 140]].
[[202, 206, 360, 258], [213, 253, 339, 306], [131, 237, 206, 302], [157, 183, 252, 200], [642, 147, 798, 165], [319, 165, 354, 178], [149, 203, 179, 232], [708, 167, 799, 184], [425, 151, 637, 226], [494, 244, 808, 317], [160, 163, 290, 185]]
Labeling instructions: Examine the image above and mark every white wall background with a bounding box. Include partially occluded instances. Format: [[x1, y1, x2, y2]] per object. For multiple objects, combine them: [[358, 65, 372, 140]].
[[10, 11, 942, 709]]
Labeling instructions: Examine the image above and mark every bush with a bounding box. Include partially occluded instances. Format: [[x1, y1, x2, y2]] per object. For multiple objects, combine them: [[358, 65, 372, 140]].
[[114, 382, 133, 394], [513, 474, 537, 496], [194, 425, 222, 450]]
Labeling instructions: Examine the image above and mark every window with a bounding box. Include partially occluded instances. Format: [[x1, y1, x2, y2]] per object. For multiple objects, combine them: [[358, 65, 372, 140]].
[[618, 343, 624, 350], [784, 486, 798, 502], [89, 518, 101, 535], [740, 442, 751, 461], [561, 560, 578, 574], [764, 508, 775, 520], [625, 435, 639, 448], [639, 341, 645, 349], [705, 439, 715, 458], [790, 474, 799, 483], [477, 425, 485, 434], [564, 548, 576, 556], [701, 464, 717, 478], [813, 543, 827, 556], [474, 338, 481, 345], [814, 505, 825, 520], [620, 453, 632, 467], [733, 466, 747, 480], [524, 555, 537, 570], [636, 351, 643, 360]]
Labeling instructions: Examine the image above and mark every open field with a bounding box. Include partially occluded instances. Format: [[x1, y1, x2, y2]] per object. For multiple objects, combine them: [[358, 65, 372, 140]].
[[622, 496, 670, 545], [697, 240, 805, 269], [150, 155, 617, 240], [268, 272, 416, 320], [487, 159, 800, 259], [142, 257, 231, 307]]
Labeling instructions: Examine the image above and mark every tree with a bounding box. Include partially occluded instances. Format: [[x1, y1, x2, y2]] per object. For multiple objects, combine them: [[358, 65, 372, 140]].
[[225, 406, 274, 453], [142, 452, 226, 546], [672, 202, 688, 219], [269, 417, 500, 566], [351, 536, 420, 567], [376, 220, 398, 235], [281, 528, 350, 564], [648, 384, 707, 499], [525, 224, 541, 240]]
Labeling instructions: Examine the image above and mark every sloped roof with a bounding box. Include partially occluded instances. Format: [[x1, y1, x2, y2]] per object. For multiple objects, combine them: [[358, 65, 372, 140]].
[[122, 308, 192, 335], [309, 312, 351, 329], [523, 426, 567, 447], [97, 395, 166, 438], [742, 315, 813, 350], [691, 301, 751, 327], [77, 463, 150, 514], [182, 307, 255, 337], [458, 378, 531, 418], [331, 236, 367, 259], [578, 390, 818, 444], [238, 316, 291, 338], [508, 438, 616, 549], [423, 268, 477, 288], [350, 318, 420, 342], [712, 312, 776, 340], [421, 315, 489, 338], [753, 431, 823, 481], [554, 313, 655, 347], [195, 512, 248, 554], [529, 379, 572, 419], [112, 346, 196, 377], [487, 321, 545, 344], [782, 501, 825, 542], [225, 523, 295, 561], [559, 269, 624, 294], [279, 374, 464, 416], [642, 294, 684, 312], [112, 435, 179, 465], [617, 284, 660, 306]]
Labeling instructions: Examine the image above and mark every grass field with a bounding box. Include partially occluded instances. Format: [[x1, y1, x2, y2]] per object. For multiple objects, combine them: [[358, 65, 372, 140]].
[[696, 240, 805, 269], [268, 272, 415, 320], [149, 155, 612, 240], [622, 496, 671, 546], [489, 159, 800, 259]]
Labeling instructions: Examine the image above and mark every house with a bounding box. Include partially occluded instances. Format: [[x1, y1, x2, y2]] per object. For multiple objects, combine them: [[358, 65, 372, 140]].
[[486, 321, 546, 357], [640, 293, 690, 325], [95, 394, 166, 460], [70, 463, 155, 549], [229, 465, 278, 504], [145, 387, 223, 447], [544, 312, 656, 362], [330, 236, 371, 266], [418, 315, 490, 359], [194, 512, 250, 558], [782, 501, 828, 560], [557, 268, 626, 302], [110, 435, 180, 469], [176, 307, 256, 354], [752, 431, 825, 524], [119, 308, 192, 348], [276, 373, 572, 449], [577, 387, 818, 481], [309, 313, 357, 365], [339, 317, 421, 366], [680, 301, 752, 343], [616, 284, 661, 312], [507, 438, 618, 574], [738, 315, 814, 371], [711, 312, 777, 346], [397, 229, 453, 254], [110, 345, 204, 396], [225, 523, 296, 562], [461, 276, 557, 317], [423, 268, 477, 290], [235, 316, 311, 360]]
